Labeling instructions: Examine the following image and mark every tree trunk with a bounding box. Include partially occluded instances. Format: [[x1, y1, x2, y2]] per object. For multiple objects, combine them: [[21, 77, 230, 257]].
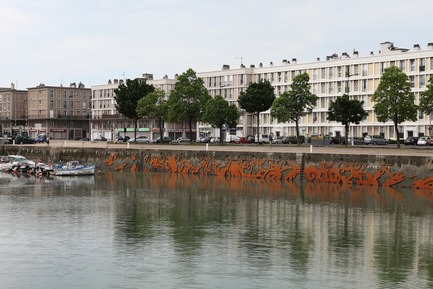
[[295, 119, 300, 146], [345, 124, 349, 147], [256, 112, 260, 145], [189, 117, 193, 142], [159, 117, 164, 142], [219, 126, 223, 145], [133, 118, 138, 142], [394, 121, 400, 148]]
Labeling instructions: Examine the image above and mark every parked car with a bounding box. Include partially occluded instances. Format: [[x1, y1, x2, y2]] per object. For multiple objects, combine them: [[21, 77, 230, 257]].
[[404, 136, 419, 145], [282, 136, 305, 144], [363, 135, 389, 145], [246, 135, 256, 143], [348, 137, 365, 145], [79, 137, 90, 141], [175, 136, 191, 143], [196, 136, 211, 143], [271, 137, 283, 144], [417, 136, 430, 146], [153, 136, 172, 143], [94, 136, 107, 141], [210, 137, 220, 143], [233, 136, 249, 144], [129, 136, 149, 144], [259, 135, 271, 144], [35, 134, 48, 143], [116, 136, 130, 143], [15, 135, 36, 144]]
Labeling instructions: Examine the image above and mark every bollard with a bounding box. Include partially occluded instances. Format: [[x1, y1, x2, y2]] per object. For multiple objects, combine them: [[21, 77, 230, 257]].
[[206, 143, 208, 151], [127, 142, 130, 149], [310, 145, 313, 153]]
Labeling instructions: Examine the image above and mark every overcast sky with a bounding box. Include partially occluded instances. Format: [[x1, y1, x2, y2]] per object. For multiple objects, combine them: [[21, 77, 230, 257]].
[[1, 0, 432, 89]]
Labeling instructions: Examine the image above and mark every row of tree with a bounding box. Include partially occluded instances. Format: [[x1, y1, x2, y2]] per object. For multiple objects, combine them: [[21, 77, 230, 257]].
[[113, 66, 433, 148]]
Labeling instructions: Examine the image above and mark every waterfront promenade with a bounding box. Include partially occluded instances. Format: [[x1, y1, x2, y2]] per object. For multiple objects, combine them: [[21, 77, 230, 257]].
[[28, 139, 433, 157]]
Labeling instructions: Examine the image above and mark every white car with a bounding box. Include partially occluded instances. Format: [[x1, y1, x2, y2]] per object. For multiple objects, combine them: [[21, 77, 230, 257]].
[[128, 136, 149, 144], [417, 136, 430, 146], [0, 155, 35, 171]]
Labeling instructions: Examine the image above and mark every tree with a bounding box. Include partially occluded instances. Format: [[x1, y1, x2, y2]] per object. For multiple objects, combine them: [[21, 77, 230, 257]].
[[238, 80, 275, 143], [419, 75, 433, 135], [270, 72, 318, 146], [167, 68, 211, 141], [114, 78, 155, 141], [372, 66, 417, 148], [202, 95, 239, 144], [327, 94, 368, 147], [136, 89, 168, 142]]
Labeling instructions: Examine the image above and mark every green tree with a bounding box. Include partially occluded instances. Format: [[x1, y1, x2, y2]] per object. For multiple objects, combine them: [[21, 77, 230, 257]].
[[114, 78, 155, 141], [327, 94, 368, 147], [168, 68, 211, 141], [202, 95, 239, 144], [270, 72, 317, 146], [419, 75, 433, 134], [372, 66, 417, 148], [136, 89, 168, 142], [238, 80, 275, 143]]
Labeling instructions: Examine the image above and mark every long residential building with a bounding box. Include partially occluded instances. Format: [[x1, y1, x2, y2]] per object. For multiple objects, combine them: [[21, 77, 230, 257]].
[[198, 41, 433, 140]]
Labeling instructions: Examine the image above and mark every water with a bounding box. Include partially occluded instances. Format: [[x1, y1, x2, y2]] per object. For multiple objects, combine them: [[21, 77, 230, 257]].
[[1, 172, 433, 289]]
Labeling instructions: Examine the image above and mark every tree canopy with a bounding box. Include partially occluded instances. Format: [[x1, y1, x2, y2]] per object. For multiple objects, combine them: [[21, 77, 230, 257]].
[[136, 89, 168, 142], [270, 72, 317, 146], [372, 66, 417, 148], [167, 68, 211, 141], [327, 94, 368, 147], [202, 95, 238, 144], [238, 80, 275, 143], [114, 78, 155, 141]]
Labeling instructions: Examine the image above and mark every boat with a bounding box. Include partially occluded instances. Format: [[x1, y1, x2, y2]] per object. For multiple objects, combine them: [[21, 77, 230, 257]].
[[0, 155, 36, 172], [52, 161, 96, 176]]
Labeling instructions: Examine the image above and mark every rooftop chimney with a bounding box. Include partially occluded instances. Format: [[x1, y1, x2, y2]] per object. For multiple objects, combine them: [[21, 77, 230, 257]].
[[222, 64, 230, 70], [291, 58, 297, 64]]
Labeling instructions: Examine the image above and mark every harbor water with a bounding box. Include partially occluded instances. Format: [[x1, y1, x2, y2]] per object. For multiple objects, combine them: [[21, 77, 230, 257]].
[[0, 171, 432, 289]]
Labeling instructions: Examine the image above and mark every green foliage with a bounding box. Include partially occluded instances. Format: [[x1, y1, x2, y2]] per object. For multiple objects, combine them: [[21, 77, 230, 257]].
[[114, 78, 155, 140], [372, 66, 417, 148], [238, 80, 275, 143], [136, 89, 168, 140], [168, 68, 211, 140], [327, 94, 368, 146], [419, 75, 433, 116], [202, 95, 238, 144], [270, 72, 317, 145]]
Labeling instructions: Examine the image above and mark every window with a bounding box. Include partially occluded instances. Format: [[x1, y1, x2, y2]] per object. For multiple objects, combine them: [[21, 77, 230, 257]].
[[430, 58, 433, 71], [362, 64, 368, 76], [240, 74, 244, 85], [313, 83, 318, 94], [328, 83, 333, 94], [410, 59, 415, 71], [354, 81, 359, 92], [337, 66, 342, 78], [410, 76, 415, 88], [321, 83, 326, 94], [321, 97, 325, 108], [329, 67, 334, 79], [420, 75, 426, 88], [400, 60, 406, 71], [420, 58, 426, 72], [380, 62, 385, 73], [354, 65, 359, 76], [277, 72, 281, 82], [321, 68, 326, 79], [284, 72, 288, 82], [362, 79, 367, 92], [313, 69, 318, 80]]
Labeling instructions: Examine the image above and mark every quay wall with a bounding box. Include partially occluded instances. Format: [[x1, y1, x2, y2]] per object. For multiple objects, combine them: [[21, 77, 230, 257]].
[[2, 145, 433, 190]]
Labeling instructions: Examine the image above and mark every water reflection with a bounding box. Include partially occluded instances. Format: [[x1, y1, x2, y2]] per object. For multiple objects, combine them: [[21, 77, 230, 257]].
[[1, 171, 433, 288]]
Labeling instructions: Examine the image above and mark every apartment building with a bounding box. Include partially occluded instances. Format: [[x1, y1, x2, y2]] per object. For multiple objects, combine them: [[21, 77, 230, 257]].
[[27, 82, 91, 140], [198, 41, 433, 140], [91, 74, 180, 141], [0, 83, 28, 137]]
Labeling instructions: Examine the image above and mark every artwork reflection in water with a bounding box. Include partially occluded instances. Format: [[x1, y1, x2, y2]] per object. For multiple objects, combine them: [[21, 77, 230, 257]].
[[0, 171, 432, 289]]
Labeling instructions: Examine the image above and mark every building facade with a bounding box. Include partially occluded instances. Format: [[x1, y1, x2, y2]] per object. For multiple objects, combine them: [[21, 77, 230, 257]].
[[198, 41, 433, 140], [27, 82, 91, 140], [0, 83, 28, 137]]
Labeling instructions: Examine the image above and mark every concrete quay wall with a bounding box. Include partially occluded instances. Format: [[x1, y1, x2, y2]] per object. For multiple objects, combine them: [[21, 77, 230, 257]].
[[2, 143, 433, 190]]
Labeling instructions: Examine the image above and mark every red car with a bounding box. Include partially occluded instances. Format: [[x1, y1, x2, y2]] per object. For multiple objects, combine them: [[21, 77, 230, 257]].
[[233, 136, 248, 144]]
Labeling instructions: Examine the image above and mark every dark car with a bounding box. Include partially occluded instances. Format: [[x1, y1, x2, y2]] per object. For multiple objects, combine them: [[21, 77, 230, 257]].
[[246, 135, 256, 143], [282, 136, 305, 144], [153, 136, 172, 143], [15, 135, 36, 144], [404, 136, 419, 145], [94, 136, 107, 141], [35, 134, 48, 143]]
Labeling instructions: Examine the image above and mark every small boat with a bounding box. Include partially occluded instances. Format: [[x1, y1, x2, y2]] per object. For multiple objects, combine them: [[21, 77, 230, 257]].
[[53, 161, 96, 176]]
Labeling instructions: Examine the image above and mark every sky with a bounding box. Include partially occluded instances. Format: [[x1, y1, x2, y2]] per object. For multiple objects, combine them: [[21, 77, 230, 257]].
[[1, 0, 433, 89]]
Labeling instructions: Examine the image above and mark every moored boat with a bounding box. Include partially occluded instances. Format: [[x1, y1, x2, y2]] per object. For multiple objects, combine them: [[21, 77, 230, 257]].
[[53, 161, 96, 176]]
